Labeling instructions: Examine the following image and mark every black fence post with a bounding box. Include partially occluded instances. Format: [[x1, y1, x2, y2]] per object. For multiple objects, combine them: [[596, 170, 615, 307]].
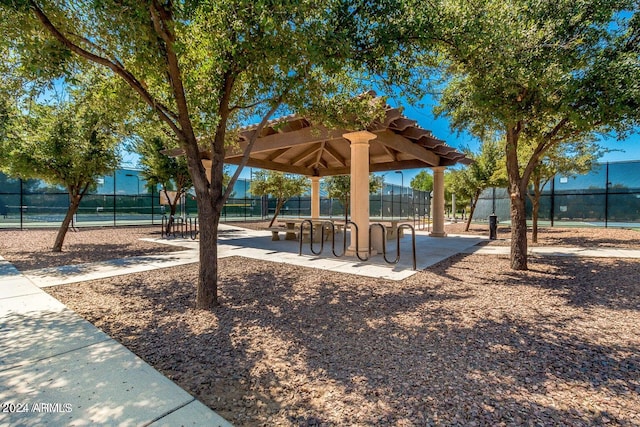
[[605, 162, 610, 228], [550, 176, 555, 227], [19, 178, 23, 230]]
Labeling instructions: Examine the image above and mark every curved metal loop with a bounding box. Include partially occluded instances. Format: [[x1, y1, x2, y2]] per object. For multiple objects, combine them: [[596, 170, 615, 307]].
[[369, 222, 417, 270], [326, 221, 347, 257], [298, 219, 312, 255], [370, 223, 397, 264], [172, 216, 185, 238], [398, 223, 417, 270], [346, 220, 369, 262], [188, 217, 198, 240]]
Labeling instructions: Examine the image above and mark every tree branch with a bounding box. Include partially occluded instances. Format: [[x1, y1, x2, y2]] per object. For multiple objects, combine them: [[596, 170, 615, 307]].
[[28, 0, 184, 139], [221, 98, 283, 204]]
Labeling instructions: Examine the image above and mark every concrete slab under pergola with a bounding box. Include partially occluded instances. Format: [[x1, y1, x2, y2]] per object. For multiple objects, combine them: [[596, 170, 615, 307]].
[[166, 100, 471, 255]]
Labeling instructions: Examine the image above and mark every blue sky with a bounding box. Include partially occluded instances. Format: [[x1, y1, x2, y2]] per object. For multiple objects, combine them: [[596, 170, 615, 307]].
[[122, 95, 640, 187], [215, 96, 640, 187]]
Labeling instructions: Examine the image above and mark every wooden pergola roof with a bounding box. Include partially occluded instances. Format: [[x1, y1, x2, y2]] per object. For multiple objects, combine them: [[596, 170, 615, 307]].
[[168, 102, 471, 176]]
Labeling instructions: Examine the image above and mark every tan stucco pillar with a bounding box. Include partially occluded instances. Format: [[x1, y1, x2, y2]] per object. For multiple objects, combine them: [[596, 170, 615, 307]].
[[343, 130, 377, 256], [430, 166, 447, 237], [311, 176, 320, 219]]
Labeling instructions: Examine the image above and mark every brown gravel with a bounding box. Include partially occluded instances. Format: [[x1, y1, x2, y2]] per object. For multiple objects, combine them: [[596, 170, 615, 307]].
[[0, 226, 185, 271], [2, 223, 639, 426]]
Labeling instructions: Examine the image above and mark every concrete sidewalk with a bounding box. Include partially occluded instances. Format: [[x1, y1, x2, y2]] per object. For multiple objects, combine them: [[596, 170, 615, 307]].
[[0, 256, 232, 427], [22, 226, 640, 289]]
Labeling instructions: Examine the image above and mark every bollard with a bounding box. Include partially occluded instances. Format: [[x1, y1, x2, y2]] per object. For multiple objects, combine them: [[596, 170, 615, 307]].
[[489, 214, 498, 240]]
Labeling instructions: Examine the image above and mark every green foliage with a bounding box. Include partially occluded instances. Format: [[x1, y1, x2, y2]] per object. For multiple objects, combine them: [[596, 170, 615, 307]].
[[0, 98, 119, 189], [418, 0, 639, 268], [323, 174, 383, 218], [250, 171, 309, 201], [410, 170, 433, 191], [250, 170, 309, 226], [445, 140, 504, 226]]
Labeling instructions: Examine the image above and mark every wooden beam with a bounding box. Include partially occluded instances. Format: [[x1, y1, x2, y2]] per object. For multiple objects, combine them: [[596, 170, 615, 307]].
[[226, 125, 345, 157], [373, 129, 440, 166], [290, 143, 323, 166], [322, 142, 347, 166], [225, 157, 312, 176]]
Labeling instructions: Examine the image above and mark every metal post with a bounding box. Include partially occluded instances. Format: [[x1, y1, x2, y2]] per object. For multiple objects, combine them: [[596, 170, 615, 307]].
[[605, 162, 610, 228], [113, 170, 117, 226], [19, 178, 23, 230], [550, 176, 555, 227]]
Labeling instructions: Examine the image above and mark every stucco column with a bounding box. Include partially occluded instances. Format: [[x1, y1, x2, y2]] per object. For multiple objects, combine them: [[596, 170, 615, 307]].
[[311, 176, 320, 219], [430, 166, 447, 237], [343, 131, 377, 256]]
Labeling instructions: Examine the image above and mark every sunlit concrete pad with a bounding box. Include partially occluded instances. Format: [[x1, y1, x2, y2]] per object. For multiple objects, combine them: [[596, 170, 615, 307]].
[[0, 292, 110, 371], [25, 251, 198, 288], [208, 229, 487, 280], [149, 399, 233, 427], [0, 275, 42, 298], [0, 339, 210, 426], [462, 244, 640, 259]]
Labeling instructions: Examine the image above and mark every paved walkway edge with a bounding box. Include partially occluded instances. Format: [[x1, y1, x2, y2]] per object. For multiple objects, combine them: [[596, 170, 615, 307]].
[[0, 256, 232, 427]]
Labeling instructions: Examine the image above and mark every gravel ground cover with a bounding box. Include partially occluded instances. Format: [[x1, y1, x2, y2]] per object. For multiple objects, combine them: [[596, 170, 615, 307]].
[[0, 225, 184, 271], [2, 223, 639, 426]]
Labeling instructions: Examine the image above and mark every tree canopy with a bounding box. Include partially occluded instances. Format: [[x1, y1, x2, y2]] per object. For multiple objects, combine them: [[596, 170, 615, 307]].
[[1, 0, 426, 308], [249, 171, 309, 227], [423, 0, 640, 269], [410, 170, 433, 192], [0, 84, 120, 251]]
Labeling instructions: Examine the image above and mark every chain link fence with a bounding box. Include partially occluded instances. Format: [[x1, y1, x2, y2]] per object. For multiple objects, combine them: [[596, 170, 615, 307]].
[[0, 169, 432, 229], [474, 161, 640, 227]]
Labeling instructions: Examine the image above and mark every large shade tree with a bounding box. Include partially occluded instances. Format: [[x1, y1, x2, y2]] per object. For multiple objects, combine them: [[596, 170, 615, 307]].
[[0, 89, 120, 251], [425, 0, 640, 269], [2, 0, 426, 308]]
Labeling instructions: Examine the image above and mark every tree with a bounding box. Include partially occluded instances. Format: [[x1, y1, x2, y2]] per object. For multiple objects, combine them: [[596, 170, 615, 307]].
[[426, 0, 640, 269], [410, 170, 433, 192], [527, 140, 606, 243], [2, 0, 419, 308], [249, 171, 309, 227], [323, 174, 383, 223], [131, 124, 192, 235], [446, 140, 504, 231], [0, 92, 119, 251]]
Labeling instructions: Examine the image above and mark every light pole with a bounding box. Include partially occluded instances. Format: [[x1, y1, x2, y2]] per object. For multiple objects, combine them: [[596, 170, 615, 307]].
[[395, 170, 403, 218]]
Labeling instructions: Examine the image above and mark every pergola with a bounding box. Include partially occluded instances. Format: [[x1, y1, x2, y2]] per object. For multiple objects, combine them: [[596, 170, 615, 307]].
[[173, 101, 471, 256]]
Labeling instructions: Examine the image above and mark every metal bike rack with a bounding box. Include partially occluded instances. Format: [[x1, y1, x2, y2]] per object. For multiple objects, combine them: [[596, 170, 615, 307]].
[[161, 214, 170, 238], [298, 220, 368, 262], [161, 215, 186, 239], [370, 223, 417, 270], [187, 217, 198, 240]]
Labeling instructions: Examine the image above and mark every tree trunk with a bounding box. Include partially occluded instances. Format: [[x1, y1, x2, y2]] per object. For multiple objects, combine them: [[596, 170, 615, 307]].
[[53, 194, 81, 252], [195, 191, 220, 309], [163, 191, 181, 236], [506, 126, 528, 270], [269, 198, 285, 227], [464, 189, 481, 232]]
